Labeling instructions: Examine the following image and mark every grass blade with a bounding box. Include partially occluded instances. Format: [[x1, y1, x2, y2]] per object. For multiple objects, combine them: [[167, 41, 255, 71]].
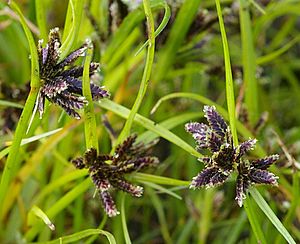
[[250, 188, 296, 244], [0, 1, 40, 221], [33, 229, 116, 244], [117, 0, 155, 145], [239, 0, 258, 124], [97, 99, 201, 158], [82, 42, 98, 149]]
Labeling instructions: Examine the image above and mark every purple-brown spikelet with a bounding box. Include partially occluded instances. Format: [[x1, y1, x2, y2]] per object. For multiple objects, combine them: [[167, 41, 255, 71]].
[[186, 105, 279, 206], [71, 135, 159, 217], [37, 28, 110, 119]]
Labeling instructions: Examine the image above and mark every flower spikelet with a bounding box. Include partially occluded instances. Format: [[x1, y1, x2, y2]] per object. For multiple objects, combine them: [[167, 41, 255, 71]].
[[186, 105, 279, 206], [37, 28, 110, 119], [71, 135, 159, 217]]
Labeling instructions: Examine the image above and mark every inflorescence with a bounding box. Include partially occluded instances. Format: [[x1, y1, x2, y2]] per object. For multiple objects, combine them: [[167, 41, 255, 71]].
[[71, 135, 159, 217], [185, 105, 278, 206], [37, 28, 109, 119]]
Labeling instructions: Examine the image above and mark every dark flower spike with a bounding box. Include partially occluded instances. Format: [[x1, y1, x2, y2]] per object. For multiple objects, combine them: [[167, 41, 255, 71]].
[[203, 105, 228, 138], [235, 157, 279, 207], [99, 191, 119, 217], [71, 135, 159, 217], [190, 167, 229, 189], [234, 138, 257, 162], [185, 122, 223, 152], [186, 105, 279, 206], [37, 27, 110, 119], [251, 154, 279, 170]]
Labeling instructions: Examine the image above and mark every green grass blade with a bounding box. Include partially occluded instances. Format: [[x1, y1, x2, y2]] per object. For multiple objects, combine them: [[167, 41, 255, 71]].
[[250, 188, 296, 244], [151, 92, 266, 156], [28, 205, 55, 232], [82, 43, 98, 149], [243, 197, 267, 244], [97, 99, 201, 158], [25, 178, 92, 241], [0, 99, 24, 109], [239, 0, 258, 124], [256, 36, 300, 65], [138, 112, 202, 143], [35, 0, 47, 40], [140, 181, 182, 200], [60, 0, 85, 59], [121, 194, 132, 244], [134, 173, 189, 186], [32, 229, 116, 244], [135, 1, 170, 56], [215, 0, 238, 146], [0, 0, 40, 221], [117, 0, 155, 145], [148, 188, 172, 244], [153, 0, 201, 83]]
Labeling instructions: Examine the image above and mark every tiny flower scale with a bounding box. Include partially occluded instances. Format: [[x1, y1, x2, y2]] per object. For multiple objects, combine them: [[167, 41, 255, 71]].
[[37, 28, 109, 119], [185, 105, 278, 206]]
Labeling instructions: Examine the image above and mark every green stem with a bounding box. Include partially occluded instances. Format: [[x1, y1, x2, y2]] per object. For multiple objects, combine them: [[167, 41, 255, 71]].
[[215, 0, 238, 146], [117, 0, 155, 145], [35, 0, 47, 40], [0, 1, 40, 220], [60, 0, 85, 59], [239, 0, 258, 125], [82, 43, 98, 150]]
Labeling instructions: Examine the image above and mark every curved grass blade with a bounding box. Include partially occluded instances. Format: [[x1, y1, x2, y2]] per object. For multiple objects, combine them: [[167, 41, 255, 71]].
[[0, 1, 40, 221], [141, 181, 182, 200], [97, 99, 201, 158], [121, 194, 132, 244], [117, 0, 155, 146], [82, 42, 98, 149], [25, 178, 92, 241], [35, 0, 47, 40], [0, 99, 24, 109], [33, 229, 116, 244], [28, 205, 55, 231], [138, 112, 202, 143], [239, 0, 258, 125], [135, 1, 170, 56], [250, 188, 296, 244], [215, 0, 237, 146], [134, 173, 190, 186], [151, 92, 265, 156], [256, 35, 300, 65], [60, 0, 85, 59]]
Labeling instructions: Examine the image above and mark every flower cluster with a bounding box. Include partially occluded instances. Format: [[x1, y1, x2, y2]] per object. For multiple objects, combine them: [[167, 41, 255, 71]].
[[185, 105, 278, 206], [37, 28, 109, 119], [71, 135, 159, 217]]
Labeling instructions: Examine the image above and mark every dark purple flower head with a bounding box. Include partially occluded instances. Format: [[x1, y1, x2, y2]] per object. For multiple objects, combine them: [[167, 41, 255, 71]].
[[186, 106, 235, 188], [37, 28, 109, 119], [186, 106, 279, 206], [71, 135, 159, 217]]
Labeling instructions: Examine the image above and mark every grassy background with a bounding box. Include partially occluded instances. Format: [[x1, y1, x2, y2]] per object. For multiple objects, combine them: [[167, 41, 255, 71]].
[[0, 0, 300, 243]]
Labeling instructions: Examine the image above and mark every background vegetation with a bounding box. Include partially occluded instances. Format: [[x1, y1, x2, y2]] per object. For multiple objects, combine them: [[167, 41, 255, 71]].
[[0, 0, 300, 243]]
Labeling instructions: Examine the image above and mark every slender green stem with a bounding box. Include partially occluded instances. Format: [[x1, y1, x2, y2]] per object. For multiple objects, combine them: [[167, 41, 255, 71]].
[[243, 197, 267, 244], [35, 0, 47, 40], [121, 194, 132, 244], [117, 0, 155, 145], [215, 1, 266, 243], [0, 1, 40, 221], [60, 0, 85, 59], [239, 0, 258, 125], [82, 43, 98, 150], [215, 0, 238, 146]]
